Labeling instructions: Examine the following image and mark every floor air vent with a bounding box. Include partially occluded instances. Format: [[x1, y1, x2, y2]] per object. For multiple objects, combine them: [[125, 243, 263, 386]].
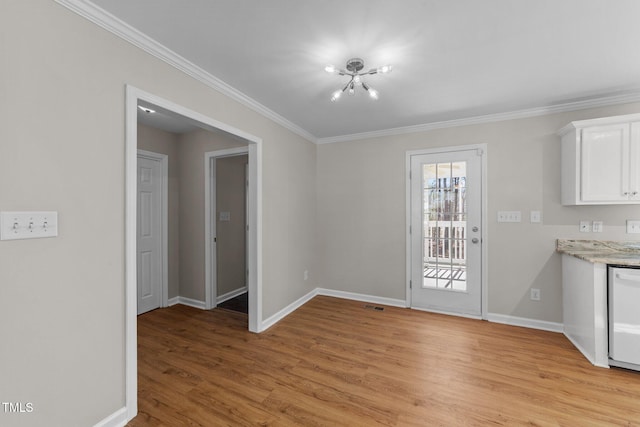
[[364, 305, 385, 311]]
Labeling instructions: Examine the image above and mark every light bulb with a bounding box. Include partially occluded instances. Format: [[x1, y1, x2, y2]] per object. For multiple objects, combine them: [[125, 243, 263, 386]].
[[331, 90, 342, 102], [348, 83, 355, 96], [377, 65, 392, 74], [368, 89, 379, 100], [325, 65, 336, 73], [353, 75, 361, 85]]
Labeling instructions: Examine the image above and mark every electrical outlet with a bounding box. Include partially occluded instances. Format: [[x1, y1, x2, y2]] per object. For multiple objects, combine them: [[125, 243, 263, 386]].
[[627, 220, 640, 234], [592, 221, 603, 233], [579, 221, 591, 232], [530, 288, 541, 301]]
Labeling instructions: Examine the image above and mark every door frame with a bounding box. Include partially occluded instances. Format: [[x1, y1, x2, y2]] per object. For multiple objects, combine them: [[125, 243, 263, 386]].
[[204, 148, 249, 310], [125, 85, 263, 421], [137, 149, 169, 310], [405, 144, 488, 319]]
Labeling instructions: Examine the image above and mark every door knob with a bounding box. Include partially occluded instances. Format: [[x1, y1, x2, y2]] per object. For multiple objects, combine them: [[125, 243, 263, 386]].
[[471, 238, 480, 244], [472, 226, 479, 232]]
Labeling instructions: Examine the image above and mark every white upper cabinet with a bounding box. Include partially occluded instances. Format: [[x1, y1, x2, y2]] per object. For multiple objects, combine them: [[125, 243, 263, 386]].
[[559, 114, 640, 205]]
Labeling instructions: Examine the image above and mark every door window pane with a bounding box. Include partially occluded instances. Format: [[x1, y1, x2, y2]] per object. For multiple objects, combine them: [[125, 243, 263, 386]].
[[422, 162, 467, 291]]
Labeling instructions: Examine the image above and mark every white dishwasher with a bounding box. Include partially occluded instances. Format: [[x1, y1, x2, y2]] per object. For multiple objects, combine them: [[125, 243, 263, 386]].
[[609, 266, 640, 371]]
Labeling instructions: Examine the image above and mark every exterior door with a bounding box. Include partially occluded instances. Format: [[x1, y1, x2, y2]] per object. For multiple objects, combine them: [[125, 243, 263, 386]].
[[137, 154, 163, 314], [410, 148, 484, 317]]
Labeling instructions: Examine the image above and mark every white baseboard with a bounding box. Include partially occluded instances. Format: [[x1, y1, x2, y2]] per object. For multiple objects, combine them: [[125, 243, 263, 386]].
[[563, 332, 609, 368], [93, 407, 127, 427], [170, 288, 562, 336], [217, 287, 248, 304], [258, 287, 406, 331], [260, 289, 319, 332], [168, 296, 206, 310], [316, 288, 406, 308], [487, 313, 563, 333], [411, 305, 482, 320]]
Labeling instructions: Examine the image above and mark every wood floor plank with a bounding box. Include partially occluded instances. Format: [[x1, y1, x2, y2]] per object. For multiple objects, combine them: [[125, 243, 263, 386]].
[[127, 296, 640, 426]]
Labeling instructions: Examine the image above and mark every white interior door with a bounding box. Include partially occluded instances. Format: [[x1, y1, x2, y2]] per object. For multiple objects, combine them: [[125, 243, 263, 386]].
[[137, 154, 162, 315], [410, 148, 484, 317]]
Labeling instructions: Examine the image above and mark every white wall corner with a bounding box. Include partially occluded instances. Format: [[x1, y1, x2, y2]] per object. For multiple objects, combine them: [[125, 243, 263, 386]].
[[177, 297, 207, 310], [93, 407, 128, 427], [259, 289, 319, 332], [487, 313, 563, 333], [217, 287, 248, 304]]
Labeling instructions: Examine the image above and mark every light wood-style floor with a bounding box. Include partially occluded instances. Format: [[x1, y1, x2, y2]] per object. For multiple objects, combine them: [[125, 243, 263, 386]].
[[128, 296, 640, 426]]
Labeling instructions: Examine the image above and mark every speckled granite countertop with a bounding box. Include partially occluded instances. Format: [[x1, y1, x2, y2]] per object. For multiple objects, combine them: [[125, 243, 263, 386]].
[[557, 239, 640, 266]]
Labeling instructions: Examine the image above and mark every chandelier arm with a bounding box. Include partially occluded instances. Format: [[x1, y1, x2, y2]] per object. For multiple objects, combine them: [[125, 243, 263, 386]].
[[365, 68, 378, 75]]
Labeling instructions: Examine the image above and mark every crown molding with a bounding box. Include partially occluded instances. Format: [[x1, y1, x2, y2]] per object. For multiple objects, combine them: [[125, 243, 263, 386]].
[[52, 1, 640, 146], [317, 91, 640, 144], [54, 0, 317, 144]]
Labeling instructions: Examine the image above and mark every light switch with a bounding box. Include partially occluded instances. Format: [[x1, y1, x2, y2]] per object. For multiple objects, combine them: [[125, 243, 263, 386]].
[[1, 211, 58, 241], [530, 211, 541, 223], [497, 211, 521, 223], [592, 221, 603, 232]]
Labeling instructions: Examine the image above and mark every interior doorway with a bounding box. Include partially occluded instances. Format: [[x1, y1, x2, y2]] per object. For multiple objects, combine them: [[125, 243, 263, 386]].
[[125, 85, 263, 420], [205, 149, 250, 314], [136, 150, 168, 314]]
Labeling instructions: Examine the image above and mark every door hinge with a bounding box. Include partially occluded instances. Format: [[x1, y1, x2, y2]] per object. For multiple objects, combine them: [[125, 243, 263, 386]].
[[410, 280, 412, 289], [409, 225, 412, 234], [476, 148, 484, 156], [213, 237, 217, 243], [409, 170, 412, 179]]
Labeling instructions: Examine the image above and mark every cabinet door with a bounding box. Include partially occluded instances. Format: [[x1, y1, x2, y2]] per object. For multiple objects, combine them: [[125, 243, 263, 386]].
[[630, 122, 640, 201], [581, 124, 629, 202]]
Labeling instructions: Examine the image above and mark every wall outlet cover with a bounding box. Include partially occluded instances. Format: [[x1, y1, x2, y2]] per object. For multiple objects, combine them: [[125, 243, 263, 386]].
[[627, 220, 640, 234], [530, 288, 541, 301], [579, 221, 591, 232]]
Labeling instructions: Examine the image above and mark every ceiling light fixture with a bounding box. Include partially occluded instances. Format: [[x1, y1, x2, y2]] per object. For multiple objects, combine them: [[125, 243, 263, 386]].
[[326, 58, 391, 102]]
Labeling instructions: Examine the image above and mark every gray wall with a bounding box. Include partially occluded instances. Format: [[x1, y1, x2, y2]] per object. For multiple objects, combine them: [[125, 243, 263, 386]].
[[217, 155, 249, 297], [138, 125, 249, 302], [137, 124, 181, 299], [3, 2, 640, 426], [177, 129, 247, 301], [0, 2, 317, 426], [317, 102, 640, 324]]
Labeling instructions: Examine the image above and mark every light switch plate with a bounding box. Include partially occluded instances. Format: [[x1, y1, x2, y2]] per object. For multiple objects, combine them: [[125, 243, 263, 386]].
[[592, 221, 603, 232], [1, 211, 58, 240], [530, 211, 541, 223], [219, 211, 231, 222], [497, 211, 521, 223]]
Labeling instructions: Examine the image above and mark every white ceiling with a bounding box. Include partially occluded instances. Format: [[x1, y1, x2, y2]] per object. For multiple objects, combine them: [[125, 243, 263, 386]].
[[90, 0, 640, 140]]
